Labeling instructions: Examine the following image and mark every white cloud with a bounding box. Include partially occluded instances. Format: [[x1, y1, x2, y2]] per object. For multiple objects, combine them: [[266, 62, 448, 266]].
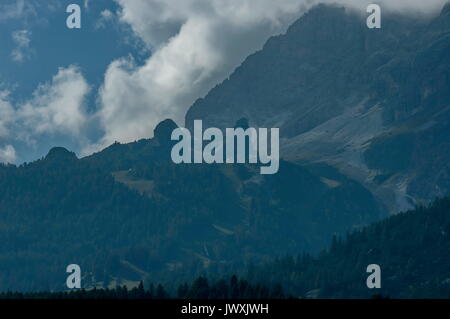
[[0, 145, 16, 164], [0, 91, 15, 138], [0, 66, 90, 162], [96, 9, 115, 29], [101, 9, 114, 19], [97, 0, 313, 147], [18, 66, 90, 136], [11, 29, 32, 63], [96, 0, 448, 149], [12, 29, 31, 47], [1, 0, 447, 161], [0, 0, 26, 21]]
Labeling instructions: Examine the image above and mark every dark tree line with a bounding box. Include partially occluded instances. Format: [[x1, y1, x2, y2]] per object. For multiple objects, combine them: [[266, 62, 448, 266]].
[[0, 276, 286, 300]]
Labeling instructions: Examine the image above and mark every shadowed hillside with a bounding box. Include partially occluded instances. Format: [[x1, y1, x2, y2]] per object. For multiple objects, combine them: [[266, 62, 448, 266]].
[[250, 197, 450, 298], [0, 117, 384, 291]]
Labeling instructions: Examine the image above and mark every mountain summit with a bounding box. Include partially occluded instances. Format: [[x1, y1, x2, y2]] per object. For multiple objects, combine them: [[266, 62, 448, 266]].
[[45, 147, 78, 162]]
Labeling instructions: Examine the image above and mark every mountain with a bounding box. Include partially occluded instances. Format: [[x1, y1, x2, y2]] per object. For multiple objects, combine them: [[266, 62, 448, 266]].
[[250, 197, 450, 299], [186, 3, 450, 214], [0, 117, 383, 291], [0, 3, 448, 293]]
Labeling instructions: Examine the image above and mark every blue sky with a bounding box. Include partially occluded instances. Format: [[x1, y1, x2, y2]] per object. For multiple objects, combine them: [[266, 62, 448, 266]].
[[0, 0, 144, 101], [0, 0, 147, 162]]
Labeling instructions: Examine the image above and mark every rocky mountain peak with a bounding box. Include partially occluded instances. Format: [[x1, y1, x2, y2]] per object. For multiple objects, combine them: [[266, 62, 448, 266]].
[[153, 119, 178, 144], [45, 147, 78, 162]]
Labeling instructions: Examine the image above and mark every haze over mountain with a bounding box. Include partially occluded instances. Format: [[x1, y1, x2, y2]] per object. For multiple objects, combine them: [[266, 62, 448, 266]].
[[187, 3, 450, 213]]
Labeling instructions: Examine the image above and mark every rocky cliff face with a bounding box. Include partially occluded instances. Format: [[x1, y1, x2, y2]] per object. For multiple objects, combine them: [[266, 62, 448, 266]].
[[186, 4, 450, 213]]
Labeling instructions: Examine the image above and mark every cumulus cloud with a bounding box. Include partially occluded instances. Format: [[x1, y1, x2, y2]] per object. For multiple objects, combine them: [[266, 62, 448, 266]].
[[11, 29, 32, 63], [95, 0, 448, 149], [97, 0, 313, 147], [0, 145, 16, 164], [0, 66, 90, 162], [18, 66, 90, 136]]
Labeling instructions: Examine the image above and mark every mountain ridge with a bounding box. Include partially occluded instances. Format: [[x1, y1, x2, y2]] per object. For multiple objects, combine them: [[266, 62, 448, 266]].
[[185, 4, 450, 213], [0, 3, 448, 293], [0, 115, 385, 291]]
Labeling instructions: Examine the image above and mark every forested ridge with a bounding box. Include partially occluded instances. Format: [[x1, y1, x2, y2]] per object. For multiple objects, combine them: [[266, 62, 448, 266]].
[[0, 119, 384, 292], [1, 198, 448, 299], [248, 197, 450, 298]]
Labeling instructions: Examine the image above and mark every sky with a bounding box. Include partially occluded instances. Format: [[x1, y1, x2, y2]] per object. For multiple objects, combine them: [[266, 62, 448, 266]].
[[0, 0, 448, 164]]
